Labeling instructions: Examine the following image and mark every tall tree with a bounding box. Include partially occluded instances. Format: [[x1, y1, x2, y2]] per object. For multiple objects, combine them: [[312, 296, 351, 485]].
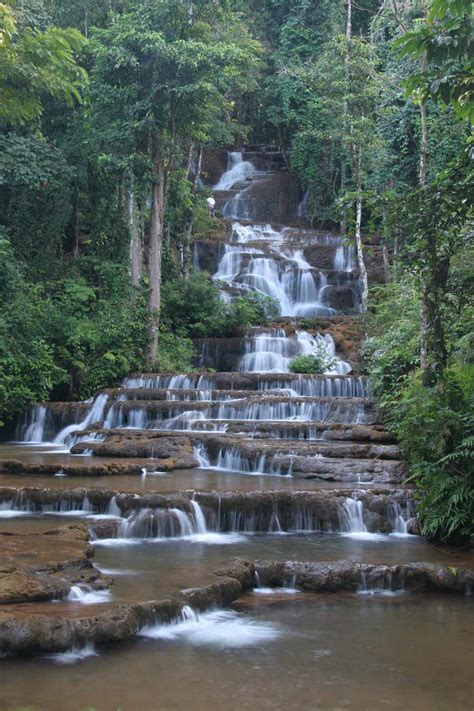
[[91, 0, 261, 363]]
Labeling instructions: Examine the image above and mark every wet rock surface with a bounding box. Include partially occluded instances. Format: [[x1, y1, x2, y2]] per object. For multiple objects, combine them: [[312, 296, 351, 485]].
[[0, 524, 109, 605]]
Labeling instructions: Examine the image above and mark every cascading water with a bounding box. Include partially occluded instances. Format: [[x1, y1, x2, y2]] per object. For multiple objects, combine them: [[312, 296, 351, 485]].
[[53, 393, 109, 446], [213, 151, 258, 191], [213, 222, 338, 317]]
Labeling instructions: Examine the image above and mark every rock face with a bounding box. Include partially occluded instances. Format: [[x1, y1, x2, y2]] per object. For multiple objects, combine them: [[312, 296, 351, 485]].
[[251, 559, 474, 595], [0, 524, 109, 605]]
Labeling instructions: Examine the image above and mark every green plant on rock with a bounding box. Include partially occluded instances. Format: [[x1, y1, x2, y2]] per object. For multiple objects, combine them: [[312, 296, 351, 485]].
[[289, 345, 338, 375]]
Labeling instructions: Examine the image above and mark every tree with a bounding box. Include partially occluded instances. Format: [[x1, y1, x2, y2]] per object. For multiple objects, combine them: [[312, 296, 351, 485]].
[[0, 1, 86, 126], [394, 0, 473, 122], [90, 0, 261, 364], [391, 0, 472, 385]]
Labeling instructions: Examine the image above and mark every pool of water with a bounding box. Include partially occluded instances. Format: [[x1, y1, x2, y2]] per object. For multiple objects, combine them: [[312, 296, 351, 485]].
[[93, 533, 473, 601], [1, 593, 472, 711]]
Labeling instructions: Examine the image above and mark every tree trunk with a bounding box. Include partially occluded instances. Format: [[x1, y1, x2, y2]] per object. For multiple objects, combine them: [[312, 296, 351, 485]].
[[71, 185, 79, 258], [354, 149, 369, 312], [146, 152, 166, 366], [128, 187, 143, 297], [340, 0, 352, 235], [181, 144, 203, 277]]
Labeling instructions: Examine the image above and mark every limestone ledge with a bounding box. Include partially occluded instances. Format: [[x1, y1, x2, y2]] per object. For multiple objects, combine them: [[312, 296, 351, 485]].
[[1, 557, 473, 657]]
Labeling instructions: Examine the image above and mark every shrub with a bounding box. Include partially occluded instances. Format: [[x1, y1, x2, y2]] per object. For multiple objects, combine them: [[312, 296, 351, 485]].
[[386, 366, 474, 542], [289, 345, 338, 374], [155, 330, 196, 373], [161, 272, 278, 338]]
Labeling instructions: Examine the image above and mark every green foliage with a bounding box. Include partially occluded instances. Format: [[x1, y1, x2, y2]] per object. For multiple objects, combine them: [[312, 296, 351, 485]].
[[0, 236, 149, 424], [0, 2, 87, 126], [387, 367, 474, 542], [363, 280, 421, 397], [155, 330, 196, 373], [289, 346, 338, 375], [395, 0, 473, 122], [365, 275, 473, 542], [161, 272, 277, 339]]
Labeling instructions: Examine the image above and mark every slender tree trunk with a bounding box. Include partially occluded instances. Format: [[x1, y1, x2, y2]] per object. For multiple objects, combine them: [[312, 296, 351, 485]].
[[340, 0, 352, 235], [354, 149, 368, 311], [147, 151, 166, 365], [181, 144, 203, 277], [381, 206, 391, 282], [71, 185, 79, 258], [390, 3, 445, 386], [128, 187, 143, 297]]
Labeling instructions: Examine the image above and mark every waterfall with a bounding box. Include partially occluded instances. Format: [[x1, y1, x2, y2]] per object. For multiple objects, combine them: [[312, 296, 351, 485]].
[[339, 498, 368, 534], [17, 405, 48, 443], [213, 151, 257, 190], [238, 329, 351, 374], [389, 502, 410, 536], [67, 584, 112, 605], [53, 394, 109, 446], [357, 569, 406, 597], [213, 223, 339, 316], [334, 245, 355, 272]]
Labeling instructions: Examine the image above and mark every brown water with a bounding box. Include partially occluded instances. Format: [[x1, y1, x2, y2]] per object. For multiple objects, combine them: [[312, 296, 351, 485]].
[[1, 594, 472, 711], [0, 442, 389, 494], [93, 533, 474, 601]]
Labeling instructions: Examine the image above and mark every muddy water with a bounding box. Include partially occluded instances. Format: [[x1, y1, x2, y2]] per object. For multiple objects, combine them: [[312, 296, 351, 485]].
[[93, 533, 474, 601], [1, 594, 473, 711], [0, 443, 391, 494]]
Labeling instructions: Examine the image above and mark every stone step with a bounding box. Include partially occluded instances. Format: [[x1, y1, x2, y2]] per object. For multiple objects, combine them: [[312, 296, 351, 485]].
[[122, 371, 368, 394], [72, 430, 400, 462], [101, 396, 377, 427], [103, 386, 367, 403], [72, 420, 393, 444]]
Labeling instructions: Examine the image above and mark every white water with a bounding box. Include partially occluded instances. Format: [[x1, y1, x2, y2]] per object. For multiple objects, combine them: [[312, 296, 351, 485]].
[[213, 222, 338, 317], [213, 151, 258, 190], [138, 607, 281, 648], [334, 244, 356, 272], [46, 644, 98, 665], [16, 393, 109, 446], [19, 405, 48, 443], [239, 329, 351, 374], [67, 585, 112, 605]]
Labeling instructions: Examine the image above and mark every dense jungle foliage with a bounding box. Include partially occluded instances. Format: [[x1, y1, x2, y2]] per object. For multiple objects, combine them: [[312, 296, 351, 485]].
[[0, 0, 472, 540]]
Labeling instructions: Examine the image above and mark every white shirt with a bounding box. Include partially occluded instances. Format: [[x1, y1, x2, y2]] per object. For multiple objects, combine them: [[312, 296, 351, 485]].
[[207, 197, 216, 207]]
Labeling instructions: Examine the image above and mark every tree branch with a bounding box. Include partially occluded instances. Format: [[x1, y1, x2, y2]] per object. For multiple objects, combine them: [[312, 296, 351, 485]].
[[390, 0, 408, 33]]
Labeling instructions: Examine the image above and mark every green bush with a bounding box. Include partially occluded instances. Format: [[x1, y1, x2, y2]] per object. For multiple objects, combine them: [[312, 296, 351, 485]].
[[161, 272, 277, 338], [365, 279, 474, 542], [387, 367, 474, 542], [155, 330, 196, 372], [289, 346, 338, 374]]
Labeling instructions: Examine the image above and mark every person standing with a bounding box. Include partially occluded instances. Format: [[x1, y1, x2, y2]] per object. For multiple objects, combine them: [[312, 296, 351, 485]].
[[206, 194, 216, 217]]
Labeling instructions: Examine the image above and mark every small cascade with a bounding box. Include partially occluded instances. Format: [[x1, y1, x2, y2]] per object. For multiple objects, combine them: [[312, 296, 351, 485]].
[[238, 329, 351, 374], [339, 498, 368, 535], [215, 446, 266, 475], [389, 502, 410, 537], [138, 607, 281, 647], [16, 405, 48, 443], [357, 569, 406, 597], [17, 394, 109, 446], [54, 394, 108, 445], [334, 244, 356, 272], [257, 375, 366, 398], [46, 644, 99, 665], [213, 151, 258, 190], [67, 584, 112, 605]]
